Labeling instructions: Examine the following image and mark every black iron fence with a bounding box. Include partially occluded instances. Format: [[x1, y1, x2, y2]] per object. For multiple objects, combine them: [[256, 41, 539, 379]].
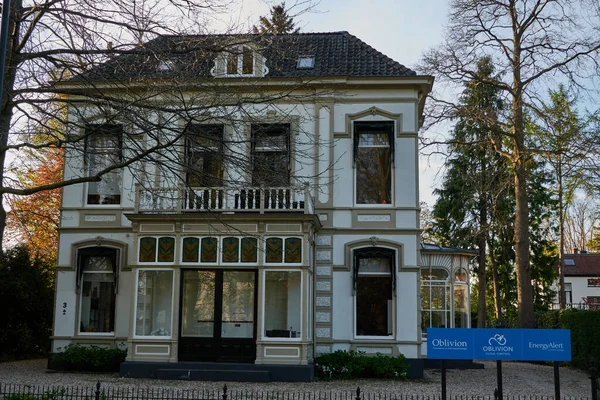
[[0, 383, 595, 400]]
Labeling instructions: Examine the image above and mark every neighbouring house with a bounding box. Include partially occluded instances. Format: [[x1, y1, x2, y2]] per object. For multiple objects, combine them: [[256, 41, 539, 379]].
[[556, 251, 600, 309], [51, 31, 474, 382]]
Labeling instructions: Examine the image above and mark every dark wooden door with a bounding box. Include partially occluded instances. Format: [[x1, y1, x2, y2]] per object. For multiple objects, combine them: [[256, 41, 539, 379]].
[[178, 269, 257, 362]]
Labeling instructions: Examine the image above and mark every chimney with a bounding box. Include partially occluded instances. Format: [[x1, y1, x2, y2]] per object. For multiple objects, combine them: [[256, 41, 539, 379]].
[[574, 248, 579, 254]]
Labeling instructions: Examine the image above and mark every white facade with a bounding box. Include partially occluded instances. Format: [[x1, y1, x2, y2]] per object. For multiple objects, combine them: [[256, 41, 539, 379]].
[[49, 32, 462, 379]]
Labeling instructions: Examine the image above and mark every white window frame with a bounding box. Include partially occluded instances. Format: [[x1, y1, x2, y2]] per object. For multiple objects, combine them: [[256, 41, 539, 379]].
[[263, 236, 303, 265], [260, 269, 303, 341], [220, 236, 260, 265], [133, 268, 175, 339], [225, 45, 255, 77], [137, 236, 176, 265], [353, 121, 395, 207], [77, 246, 118, 337], [84, 124, 123, 207], [180, 236, 219, 265], [353, 247, 395, 339]]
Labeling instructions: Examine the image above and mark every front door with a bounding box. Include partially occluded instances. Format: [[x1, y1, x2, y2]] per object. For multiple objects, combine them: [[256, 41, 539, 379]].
[[178, 269, 257, 362]]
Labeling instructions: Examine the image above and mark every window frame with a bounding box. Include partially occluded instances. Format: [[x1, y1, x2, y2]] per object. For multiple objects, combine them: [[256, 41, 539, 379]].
[[133, 268, 175, 339], [261, 269, 303, 341], [84, 123, 124, 206], [353, 247, 395, 339], [184, 123, 225, 188], [225, 45, 256, 77], [353, 121, 395, 206], [76, 246, 119, 336], [137, 236, 176, 264], [251, 123, 291, 187]]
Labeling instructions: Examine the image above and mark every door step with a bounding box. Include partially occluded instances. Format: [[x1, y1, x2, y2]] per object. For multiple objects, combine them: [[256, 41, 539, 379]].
[[156, 368, 271, 382]]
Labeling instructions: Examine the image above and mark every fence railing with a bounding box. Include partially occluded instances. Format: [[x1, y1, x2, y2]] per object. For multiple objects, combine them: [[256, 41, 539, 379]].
[[134, 185, 314, 215], [0, 382, 594, 400]]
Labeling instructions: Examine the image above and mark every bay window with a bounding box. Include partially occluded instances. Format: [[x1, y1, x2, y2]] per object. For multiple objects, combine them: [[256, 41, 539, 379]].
[[264, 271, 301, 339], [135, 270, 174, 337]]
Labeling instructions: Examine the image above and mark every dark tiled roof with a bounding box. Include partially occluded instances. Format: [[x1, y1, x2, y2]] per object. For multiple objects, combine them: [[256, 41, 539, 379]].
[[563, 253, 600, 276], [73, 32, 417, 82]]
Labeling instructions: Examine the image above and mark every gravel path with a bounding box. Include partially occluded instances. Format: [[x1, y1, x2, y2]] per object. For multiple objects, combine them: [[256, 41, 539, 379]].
[[0, 359, 596, 399]]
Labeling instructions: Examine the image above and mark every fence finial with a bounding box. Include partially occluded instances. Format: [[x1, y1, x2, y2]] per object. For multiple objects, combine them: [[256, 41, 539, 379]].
[[95, 382, 102, 400], [355, 387, 361, 400], [222, 384, 228, 400]]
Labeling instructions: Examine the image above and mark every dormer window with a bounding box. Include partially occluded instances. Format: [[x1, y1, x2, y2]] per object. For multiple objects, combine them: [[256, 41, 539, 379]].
[[211, 45, 269, 78], [227, 46, 254, 75]]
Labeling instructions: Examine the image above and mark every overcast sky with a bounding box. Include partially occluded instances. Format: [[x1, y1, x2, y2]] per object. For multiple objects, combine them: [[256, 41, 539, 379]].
[[231, 0, 450, 205]]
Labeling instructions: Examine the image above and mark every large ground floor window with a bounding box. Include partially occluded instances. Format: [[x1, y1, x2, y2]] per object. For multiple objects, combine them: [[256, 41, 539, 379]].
[[354, 247, 394, 337], [264, 270, 302, 339], [135, 269, 174, 337]]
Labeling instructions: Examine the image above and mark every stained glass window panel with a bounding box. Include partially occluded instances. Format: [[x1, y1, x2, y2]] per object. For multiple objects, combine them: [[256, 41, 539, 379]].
[[241, 238, 258, 262], [266, 238, 283, 263], [201, 237, 218, 263], [157, 237, 175, 262], [139, 237, 157, 262], [222, 237, 239, 262], [182, 237, 200, 263], [284, 238, 302, 263]]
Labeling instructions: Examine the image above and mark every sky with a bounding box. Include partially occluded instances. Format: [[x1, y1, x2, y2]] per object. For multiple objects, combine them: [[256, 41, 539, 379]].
[[231, 0, 451, 206]]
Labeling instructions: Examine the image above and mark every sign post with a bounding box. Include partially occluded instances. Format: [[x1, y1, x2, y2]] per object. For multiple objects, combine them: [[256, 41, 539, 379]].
[[427, 328, 571, 398]]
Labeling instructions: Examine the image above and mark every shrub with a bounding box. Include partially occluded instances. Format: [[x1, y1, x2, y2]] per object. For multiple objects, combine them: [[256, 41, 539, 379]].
[[0, 246, 54, 361], [559, 309, 600, 370], [49, 344, 127, 372], [315, 350, 407, 380]]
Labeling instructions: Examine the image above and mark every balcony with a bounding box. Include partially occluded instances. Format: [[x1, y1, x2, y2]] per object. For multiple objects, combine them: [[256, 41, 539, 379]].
[[134, 184, 314, 214]]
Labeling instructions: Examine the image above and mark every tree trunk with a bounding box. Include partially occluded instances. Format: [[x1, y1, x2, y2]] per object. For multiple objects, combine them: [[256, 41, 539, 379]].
[[0, 0, 22, 249], [558, 161, 565, 309], [488, 236, 502, 320]]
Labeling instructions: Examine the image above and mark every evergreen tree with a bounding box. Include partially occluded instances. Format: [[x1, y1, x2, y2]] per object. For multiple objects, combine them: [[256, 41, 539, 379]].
[[253, 3, 300, 34]]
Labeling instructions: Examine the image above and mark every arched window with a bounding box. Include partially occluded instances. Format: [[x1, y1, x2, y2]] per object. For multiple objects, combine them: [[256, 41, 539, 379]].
[[354, 247, 395, 336], [77, 247, 118, 334]]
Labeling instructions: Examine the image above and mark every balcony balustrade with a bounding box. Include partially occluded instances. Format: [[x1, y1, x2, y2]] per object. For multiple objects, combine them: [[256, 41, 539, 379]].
[[134, 184, 314, 215]]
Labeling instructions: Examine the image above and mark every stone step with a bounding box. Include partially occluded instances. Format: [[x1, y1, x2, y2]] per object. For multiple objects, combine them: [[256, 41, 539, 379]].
[[156, 368, 271, 382]]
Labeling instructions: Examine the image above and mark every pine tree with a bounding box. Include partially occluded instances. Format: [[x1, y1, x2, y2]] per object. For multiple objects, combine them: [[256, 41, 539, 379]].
[[253, 3, 300, 34]]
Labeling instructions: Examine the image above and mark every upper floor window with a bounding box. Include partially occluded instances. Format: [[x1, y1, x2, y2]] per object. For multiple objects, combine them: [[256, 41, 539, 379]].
[[354, 121, 394, 205], [185, 124, 224, 187], [85, 124, 123, 205], [227, 45, 254, 76], [252, 123, 290, 187], [77, 247, 118, 334]]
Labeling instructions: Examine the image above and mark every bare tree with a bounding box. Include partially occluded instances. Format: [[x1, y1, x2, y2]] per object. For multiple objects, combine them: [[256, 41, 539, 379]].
[[0, 0, 323, 247], [420, 0, 600, 327]]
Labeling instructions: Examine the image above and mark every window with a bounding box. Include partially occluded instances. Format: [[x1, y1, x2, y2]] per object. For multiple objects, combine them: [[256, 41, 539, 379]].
[[354, 248, 394, 336], [252, 124, 290, 187], [564, 282, 572, 304], [77, 247, 118, 334], [185, 124, 224, 187], [420, 267, 450, 337], [264, 271, 301, 339], [85, 124, 123, 205], [135, 270, 174, 337], [588, 278, 600, 287], [138, 237, 175, 263], [453, 268, 468, 328], [354, 122, 394, 204], [226, 45, 254, 76], [185, 124, 224, 210]]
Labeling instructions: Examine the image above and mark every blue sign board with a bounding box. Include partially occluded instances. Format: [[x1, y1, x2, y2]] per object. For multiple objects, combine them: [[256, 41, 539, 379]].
[[427, 328, 571, 361]]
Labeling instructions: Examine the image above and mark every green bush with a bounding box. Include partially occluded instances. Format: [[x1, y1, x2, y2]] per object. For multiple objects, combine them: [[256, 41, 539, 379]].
[[559, 309, 600, 370], [49, 344, 126, 372], [315, 350, 407, 380]]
